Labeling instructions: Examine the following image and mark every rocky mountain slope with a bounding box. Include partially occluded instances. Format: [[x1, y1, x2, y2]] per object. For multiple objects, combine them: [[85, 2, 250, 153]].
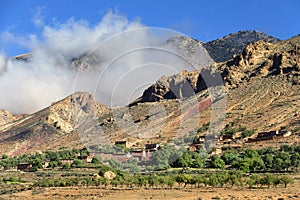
[[203, 30, 280, 62], [0, 92, 109, 155], [138, 35, 299, 102], [0, 32, 299, 156], [0, 110, 19, 126]]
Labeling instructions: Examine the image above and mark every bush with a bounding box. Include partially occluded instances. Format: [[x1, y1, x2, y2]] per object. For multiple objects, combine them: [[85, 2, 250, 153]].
[[29, 166, 38, 172], [91, 157, 102, 164], [241, 129, 255, 138], [71, 159, 83, 168], [98, 165, 114, 176], [62, 163, 70, 170]]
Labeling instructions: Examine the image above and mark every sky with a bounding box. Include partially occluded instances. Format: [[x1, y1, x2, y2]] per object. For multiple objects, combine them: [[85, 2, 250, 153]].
[[1, 0, 300, 57]]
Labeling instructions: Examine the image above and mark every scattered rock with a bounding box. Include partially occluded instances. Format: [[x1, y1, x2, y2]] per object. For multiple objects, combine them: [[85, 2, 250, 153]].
[[104, 170, 116, 180]]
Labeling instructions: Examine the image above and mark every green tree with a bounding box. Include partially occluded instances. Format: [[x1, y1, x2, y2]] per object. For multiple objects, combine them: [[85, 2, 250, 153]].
[[263, 154, 273, 170], [31, 158, 43, 169], [291, 153, 300, 168], [71, 159, 83, 168], [217, 171, 229, 187], [241, 129, 255, 139], [250, 157, 265, 172], [207, 174, 219, 188], [46, 151, 60, 162], [192, 153, 205, 168], [29, 166, 38, 172], [273, 157, 284, 171], [111, 178, 120, 187], [227, 171, 242, 187], [277, 152, 291, 171], [91, 157, 102, 164], [221, 150, 239, 165], [98, 165, 114, 177], [148, 175, 159, 188], [49, 161, 58, 169], [175, 151, 193, 168], [280, 176, 294, 188], [149, 145, 178, 170], [195, 175, 206, 188], [137, 175, 148, 188], [62, 163, 70, 170], [244, 148, 260, 159], [211, 155, 225, 169], [260, 174, 275, 188], [165, 175, 176, 188]]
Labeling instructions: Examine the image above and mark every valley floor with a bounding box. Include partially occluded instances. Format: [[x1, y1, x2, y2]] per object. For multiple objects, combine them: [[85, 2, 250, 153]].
[[2, 182, 299, 200]]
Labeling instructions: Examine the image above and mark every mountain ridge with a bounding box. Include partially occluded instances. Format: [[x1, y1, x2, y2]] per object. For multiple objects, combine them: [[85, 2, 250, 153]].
[[0, 31, 299, 156], [203, 30, 280, 62]]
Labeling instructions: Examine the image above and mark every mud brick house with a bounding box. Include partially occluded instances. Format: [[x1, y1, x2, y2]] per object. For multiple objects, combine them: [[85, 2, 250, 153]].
[[17, 163, 32, 171]]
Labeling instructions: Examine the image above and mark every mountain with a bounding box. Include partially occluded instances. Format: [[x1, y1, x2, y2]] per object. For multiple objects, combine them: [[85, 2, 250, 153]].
[[0, 31, 299, 156], [138, 35, 299, 101], [0, 92, 109, 155], [11, 30, 279, 67], [203, 30, 280, 62]]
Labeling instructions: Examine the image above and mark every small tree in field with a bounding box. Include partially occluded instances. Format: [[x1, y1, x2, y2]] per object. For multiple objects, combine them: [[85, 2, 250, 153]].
[[280, 176, 294, 188]]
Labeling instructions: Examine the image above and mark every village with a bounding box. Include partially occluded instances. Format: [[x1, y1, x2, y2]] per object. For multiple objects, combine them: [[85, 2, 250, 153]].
[[4, 127, 295, 173]]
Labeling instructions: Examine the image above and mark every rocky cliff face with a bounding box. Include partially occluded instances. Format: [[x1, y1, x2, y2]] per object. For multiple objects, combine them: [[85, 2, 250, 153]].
[[0, 110, 17, 126], [137, 67, 224, 103], [46, 92, 109, 133], [203, 30, 280, 62], [138, 70, 200, 102], [138, 35, 300, 104], [220, 36, 300, 88]]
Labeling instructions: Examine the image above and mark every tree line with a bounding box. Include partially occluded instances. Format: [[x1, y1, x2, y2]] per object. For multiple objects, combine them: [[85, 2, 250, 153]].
[[147, 144, 300, 172], [33, 170, 294, 189]]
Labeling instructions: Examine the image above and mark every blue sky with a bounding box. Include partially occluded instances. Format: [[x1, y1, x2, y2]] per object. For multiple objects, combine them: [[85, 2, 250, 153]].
[[1, 0, 300, 56]]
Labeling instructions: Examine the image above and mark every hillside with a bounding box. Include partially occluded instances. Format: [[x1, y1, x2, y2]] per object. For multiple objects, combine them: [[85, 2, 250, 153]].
[[0, 32, 299, 156], [203, 30, 280, 62], [0, 92, 109, 155]]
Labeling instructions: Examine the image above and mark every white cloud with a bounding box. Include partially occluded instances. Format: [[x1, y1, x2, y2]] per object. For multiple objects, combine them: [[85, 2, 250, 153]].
[[0, 11, 212, 114], [31, 6, 45, 27], [0, 11, 144, 113], [0, 53, 6, 74]]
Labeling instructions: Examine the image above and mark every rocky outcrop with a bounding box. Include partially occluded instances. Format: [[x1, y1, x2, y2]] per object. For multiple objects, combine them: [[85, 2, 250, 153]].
[[0, 110, 17, 126], [139, 70, 200, 102], [138, 67, 223, 103], [103, 170, 116, 180], [137, 35, 300, 103], [220, 36, 300, 88], [47, 92, 109, 133], [203, 30, 280, 62]]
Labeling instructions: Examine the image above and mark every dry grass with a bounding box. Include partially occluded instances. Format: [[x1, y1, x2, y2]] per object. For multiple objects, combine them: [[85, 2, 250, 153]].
[[2, 184, 299, 200]]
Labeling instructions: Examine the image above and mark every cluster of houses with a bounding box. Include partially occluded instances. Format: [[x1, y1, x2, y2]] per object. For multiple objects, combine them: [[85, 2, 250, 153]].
[[188, 134, 240, 155], [247, 130, 292, 142], [188, 129, 293, 155], [12, 154, 94, 171], [7, 129, 294, 171], [91, 142, 160, 164], [9, 142, 161, 171]]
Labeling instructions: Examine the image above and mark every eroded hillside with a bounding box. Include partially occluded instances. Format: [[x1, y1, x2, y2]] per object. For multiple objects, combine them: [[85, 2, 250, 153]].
[[0, 33, 299, 155]]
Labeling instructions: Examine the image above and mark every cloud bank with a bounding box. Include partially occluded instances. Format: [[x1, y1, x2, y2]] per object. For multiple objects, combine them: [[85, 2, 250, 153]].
[[0, 11, 212, 114]]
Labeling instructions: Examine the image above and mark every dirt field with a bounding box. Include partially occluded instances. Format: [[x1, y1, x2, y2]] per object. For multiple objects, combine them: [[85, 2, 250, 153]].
[[2, 184, 299, 200]]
